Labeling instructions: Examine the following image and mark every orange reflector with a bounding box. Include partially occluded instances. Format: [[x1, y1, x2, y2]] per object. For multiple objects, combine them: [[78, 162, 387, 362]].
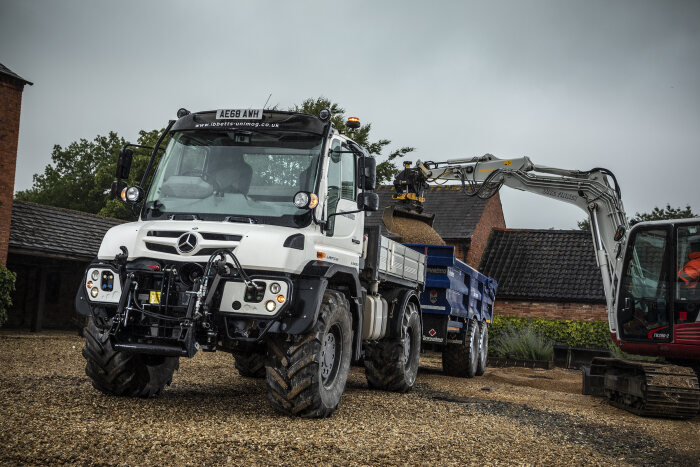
[[309, 193, 319, 209], [317, 251, 326, 259], [276, 295, 286, 303]]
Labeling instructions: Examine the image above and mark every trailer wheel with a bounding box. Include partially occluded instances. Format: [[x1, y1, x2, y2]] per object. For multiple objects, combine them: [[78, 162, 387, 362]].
[[442, 318, 479, 378], [475, 321, 488, 376], [232, 350, 266, 378], [364, 300, 421, 392], [82, 318, 179, 397], [265, 289, 352, 418]]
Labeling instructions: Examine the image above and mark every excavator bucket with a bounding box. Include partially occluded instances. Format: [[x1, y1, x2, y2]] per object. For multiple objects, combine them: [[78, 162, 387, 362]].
[[383, 205, 436, 227], [381, 205, 445, 245]]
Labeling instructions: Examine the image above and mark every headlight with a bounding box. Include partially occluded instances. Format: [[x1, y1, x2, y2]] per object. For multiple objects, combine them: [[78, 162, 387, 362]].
[[90, 287, 99, 298], [270, 282, 281, 294], [125, 186, 142, 202], [293, 192, 318, 209], [86, 281, 93, 289], [293, 191, 309, 208], [91, 270, 100, 281], [265, 300, 276, 312]]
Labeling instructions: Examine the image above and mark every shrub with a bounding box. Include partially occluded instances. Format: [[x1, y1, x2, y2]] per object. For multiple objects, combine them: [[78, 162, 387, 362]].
[[490, 315, 611, 350], [491, 326, 554, 361], [0, 266, 17, 327]]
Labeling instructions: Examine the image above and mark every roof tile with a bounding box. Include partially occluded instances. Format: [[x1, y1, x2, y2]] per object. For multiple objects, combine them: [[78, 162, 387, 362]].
[[478, 228, 605, 302], [9, 201, 124, 259]]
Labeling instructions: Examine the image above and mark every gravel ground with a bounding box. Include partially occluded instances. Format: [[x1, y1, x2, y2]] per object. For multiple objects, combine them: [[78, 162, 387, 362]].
[[1, 332, 698, 466]]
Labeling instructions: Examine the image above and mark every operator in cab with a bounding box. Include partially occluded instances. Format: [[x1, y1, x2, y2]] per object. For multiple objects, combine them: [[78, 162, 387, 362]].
[[678, 241, 700, 292]]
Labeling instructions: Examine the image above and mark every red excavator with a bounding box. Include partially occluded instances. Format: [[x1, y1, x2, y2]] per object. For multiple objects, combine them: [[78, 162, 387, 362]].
[[386, 155, 700, 418]]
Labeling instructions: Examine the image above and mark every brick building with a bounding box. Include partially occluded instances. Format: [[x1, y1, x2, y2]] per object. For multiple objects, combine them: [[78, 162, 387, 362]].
[[6, 201, 123, 330], [479, 229, 607, 321], [366, 185, 506, 268], [0, 63, 32, 266]]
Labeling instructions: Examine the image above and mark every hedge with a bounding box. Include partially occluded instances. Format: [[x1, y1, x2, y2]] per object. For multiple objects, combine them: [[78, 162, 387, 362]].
[[490, 315, 611, 350], [0, 266, 16, 327]]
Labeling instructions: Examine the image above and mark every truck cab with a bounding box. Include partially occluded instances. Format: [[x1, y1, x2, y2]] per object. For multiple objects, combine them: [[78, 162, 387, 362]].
[[77, 108, 425, 418]]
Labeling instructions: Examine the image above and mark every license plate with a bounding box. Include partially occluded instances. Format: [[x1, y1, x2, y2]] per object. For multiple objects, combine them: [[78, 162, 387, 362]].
[[216, 109, 263, 120], [149, 291, 161, 304]]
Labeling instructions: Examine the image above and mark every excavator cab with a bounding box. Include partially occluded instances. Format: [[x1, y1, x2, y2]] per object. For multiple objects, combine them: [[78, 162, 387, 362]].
[[617, 220, 700, 346]]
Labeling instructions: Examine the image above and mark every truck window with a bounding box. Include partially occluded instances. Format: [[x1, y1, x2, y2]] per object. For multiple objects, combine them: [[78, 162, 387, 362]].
[[675, 224, 700, 322], [619, 228, 670, 338], [340, 148, 356, 201]]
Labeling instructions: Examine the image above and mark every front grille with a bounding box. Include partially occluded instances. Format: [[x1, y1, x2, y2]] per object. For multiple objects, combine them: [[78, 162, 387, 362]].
[[145, 242, 178, 254], [197, 248, 223, 256], [201, 233, 242, 242], [148, 231, 185, 238]]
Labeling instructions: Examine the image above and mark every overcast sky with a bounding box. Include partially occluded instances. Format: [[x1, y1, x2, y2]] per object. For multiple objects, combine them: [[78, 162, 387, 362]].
[[1, 0, 698, 229]]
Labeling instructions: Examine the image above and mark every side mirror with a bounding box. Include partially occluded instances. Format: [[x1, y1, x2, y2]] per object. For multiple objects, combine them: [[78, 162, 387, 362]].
[[358, 156, 377, 191], [116, 147, 134, 179], [357, 192, 379, 212]]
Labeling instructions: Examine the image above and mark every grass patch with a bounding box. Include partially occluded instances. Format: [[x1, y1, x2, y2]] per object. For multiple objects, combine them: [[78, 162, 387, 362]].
[[491, 326, 554, 361]]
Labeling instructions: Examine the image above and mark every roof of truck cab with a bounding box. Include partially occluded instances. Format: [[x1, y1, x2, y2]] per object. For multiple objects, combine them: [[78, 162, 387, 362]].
[[364, 184, 491, 240], [478, 228, 605, 303], [9, 201, 124, 260]]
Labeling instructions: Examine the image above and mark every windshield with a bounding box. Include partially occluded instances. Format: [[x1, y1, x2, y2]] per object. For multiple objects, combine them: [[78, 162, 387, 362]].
[[144, 130, 322, 226]]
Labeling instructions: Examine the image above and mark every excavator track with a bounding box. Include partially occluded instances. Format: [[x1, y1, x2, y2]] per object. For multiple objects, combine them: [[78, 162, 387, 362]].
[[590, 357, 700, 419]]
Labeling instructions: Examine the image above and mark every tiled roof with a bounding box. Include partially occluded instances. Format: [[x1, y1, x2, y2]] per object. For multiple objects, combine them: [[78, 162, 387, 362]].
[[0, 63, 33, 86], [364, 185, 490, 240], [478, 229, 605, 303], [9, 201, 124, 259]]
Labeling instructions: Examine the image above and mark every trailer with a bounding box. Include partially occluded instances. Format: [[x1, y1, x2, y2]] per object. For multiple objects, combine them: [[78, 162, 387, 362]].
[[405, 243, 497, 377]]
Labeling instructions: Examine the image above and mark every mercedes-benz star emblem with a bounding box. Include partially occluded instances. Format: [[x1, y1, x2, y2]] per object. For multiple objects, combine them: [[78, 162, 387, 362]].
[[177, 233, 198, 254]]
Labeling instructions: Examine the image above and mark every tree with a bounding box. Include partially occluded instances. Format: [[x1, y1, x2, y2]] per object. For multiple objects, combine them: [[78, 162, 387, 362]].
[[292, 97, 413, 184], [577, 203, 696, 230], [632, 204, 696, 223], [16, 130, 169, 220]]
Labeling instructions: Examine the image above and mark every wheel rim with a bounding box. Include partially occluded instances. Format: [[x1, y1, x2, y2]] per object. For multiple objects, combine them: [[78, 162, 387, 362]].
[[320, 324, 342, 387], [471, 322, 479, 366], [404, 328, 412, 364]]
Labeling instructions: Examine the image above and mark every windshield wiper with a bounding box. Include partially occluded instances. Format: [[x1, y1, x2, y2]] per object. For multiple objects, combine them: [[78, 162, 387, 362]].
[[224, 216, 258, 224]]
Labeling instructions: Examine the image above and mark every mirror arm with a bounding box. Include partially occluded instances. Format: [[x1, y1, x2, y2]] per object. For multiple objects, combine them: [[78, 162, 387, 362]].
[[326, 209, 363, 220], [139, 120, 176, 188]]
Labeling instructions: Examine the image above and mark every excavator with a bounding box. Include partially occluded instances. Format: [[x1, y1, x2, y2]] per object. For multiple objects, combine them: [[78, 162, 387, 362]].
[[385, 154, 700, 418]]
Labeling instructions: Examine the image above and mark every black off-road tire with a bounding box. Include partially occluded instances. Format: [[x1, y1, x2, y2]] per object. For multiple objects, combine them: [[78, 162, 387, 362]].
[[442, 318, 479, 378], [82, 318, 179, 397], [364, 300, 421, 393], [475, 321, 488, 376], [232, 350, 266, 378], [265, 290, 352, 418]]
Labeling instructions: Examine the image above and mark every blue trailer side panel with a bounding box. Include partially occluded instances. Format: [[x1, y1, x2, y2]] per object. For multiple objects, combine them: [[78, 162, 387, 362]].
[[404, 244, 498, 347]]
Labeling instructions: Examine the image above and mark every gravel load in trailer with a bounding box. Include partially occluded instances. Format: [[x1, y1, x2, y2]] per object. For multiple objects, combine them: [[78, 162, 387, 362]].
[[405, 243, 497, 378]]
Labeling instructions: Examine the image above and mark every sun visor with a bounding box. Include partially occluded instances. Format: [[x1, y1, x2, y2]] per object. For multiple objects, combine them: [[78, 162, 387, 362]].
[[171, 110, 327, 134]]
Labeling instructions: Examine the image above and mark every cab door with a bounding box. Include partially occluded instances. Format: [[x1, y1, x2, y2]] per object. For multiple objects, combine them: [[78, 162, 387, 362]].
[[617, 227, 672, 342], [318, 139, 364, 268]]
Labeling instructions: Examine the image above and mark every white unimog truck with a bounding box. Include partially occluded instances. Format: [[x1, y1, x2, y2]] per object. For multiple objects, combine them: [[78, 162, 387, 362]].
[[76, 108, 426, 417]]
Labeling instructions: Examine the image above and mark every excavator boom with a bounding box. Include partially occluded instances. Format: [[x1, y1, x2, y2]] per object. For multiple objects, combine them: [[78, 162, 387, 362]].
[[387, 153, 700, 418]]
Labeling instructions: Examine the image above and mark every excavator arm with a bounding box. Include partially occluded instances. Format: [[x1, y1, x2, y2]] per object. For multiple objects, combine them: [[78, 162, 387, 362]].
[[391, 154, 700, 418], [393, 154, 629, 336]]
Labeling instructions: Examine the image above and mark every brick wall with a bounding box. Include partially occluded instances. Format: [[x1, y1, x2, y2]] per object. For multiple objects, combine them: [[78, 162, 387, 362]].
[[0, 77, 26, 266], [494, 299, 607, 322], [465, 192, 505, 268]]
